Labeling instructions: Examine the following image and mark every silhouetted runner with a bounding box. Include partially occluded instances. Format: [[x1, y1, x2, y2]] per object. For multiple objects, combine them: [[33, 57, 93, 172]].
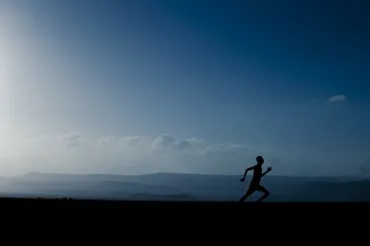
[[239, 156, 272, 202]]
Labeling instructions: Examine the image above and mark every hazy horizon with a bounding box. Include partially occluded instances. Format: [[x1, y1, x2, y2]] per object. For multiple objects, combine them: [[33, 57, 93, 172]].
[[1, 169, 370, 179], [1, 0, 369, 177], [1, 172, 369, 202]]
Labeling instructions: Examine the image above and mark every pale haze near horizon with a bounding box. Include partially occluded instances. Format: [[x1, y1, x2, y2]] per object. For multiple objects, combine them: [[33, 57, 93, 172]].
[[0, 0, 369, 177]]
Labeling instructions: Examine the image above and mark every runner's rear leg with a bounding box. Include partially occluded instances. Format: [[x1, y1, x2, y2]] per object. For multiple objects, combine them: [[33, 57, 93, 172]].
[[256, 185, 270, 202], [239, 187, 256, 202]]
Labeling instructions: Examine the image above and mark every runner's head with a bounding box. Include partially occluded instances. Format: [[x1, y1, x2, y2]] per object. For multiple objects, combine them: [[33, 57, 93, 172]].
[[256, 156, 264, 164]]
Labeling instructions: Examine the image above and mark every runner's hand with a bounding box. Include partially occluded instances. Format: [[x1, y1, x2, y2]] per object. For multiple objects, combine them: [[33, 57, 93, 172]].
[[240, 178, 245, 182]]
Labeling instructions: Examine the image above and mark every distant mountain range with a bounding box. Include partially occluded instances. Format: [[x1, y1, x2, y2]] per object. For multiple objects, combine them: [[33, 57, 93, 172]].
[[0, 172, 369, 202]]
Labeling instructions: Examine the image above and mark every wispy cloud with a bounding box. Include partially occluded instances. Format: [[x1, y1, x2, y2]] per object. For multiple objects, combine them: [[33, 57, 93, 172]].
[[59, 132, 84, 147], [0, 132, 341, 176], [328, 94, 347, 103], [0, 133, 258, 175]]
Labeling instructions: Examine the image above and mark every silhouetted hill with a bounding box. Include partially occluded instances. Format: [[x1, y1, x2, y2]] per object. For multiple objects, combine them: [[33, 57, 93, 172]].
[[129, 193, 198, 201], [0, 172, 369, 201]]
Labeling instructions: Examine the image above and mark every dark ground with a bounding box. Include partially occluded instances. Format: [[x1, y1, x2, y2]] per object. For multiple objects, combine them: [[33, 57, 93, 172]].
[[2, 197, 368, 215], [1, 198, 366, 236]]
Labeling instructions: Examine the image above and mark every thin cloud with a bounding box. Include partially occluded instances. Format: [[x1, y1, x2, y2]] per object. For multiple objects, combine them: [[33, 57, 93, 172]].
[[59, 132, 84, 147], [328, 94, 347, 103], [0, 132, 282, 176]]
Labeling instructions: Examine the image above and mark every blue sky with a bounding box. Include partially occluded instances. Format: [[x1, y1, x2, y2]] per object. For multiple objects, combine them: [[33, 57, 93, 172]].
[[0, 0, 369, 176]]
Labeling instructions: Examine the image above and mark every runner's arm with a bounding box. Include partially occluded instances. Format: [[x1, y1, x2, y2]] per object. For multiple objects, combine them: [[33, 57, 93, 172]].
[[261, 167, 272, 178], [241, 165, 256, 180]]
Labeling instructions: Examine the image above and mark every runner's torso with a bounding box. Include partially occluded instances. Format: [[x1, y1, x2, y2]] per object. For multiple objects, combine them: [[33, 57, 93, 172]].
[[251, 165, 262, 184]]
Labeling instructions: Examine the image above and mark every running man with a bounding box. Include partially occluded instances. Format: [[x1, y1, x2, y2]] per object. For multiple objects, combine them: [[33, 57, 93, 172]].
[[239, 156, 272, 202]]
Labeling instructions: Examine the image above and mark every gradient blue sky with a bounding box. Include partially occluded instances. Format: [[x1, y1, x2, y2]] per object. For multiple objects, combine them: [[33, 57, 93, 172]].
[[0, 0, 369, 176]]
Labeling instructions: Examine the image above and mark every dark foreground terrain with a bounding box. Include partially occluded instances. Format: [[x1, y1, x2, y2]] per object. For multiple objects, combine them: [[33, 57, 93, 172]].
[[1, 198, 365, 236], [0, 172, 370, 202], [2, 198, 368, 223]]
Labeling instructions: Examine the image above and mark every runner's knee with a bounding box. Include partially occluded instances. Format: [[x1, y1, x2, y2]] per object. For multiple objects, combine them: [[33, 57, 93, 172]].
[[263, 189, 270, 195]]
